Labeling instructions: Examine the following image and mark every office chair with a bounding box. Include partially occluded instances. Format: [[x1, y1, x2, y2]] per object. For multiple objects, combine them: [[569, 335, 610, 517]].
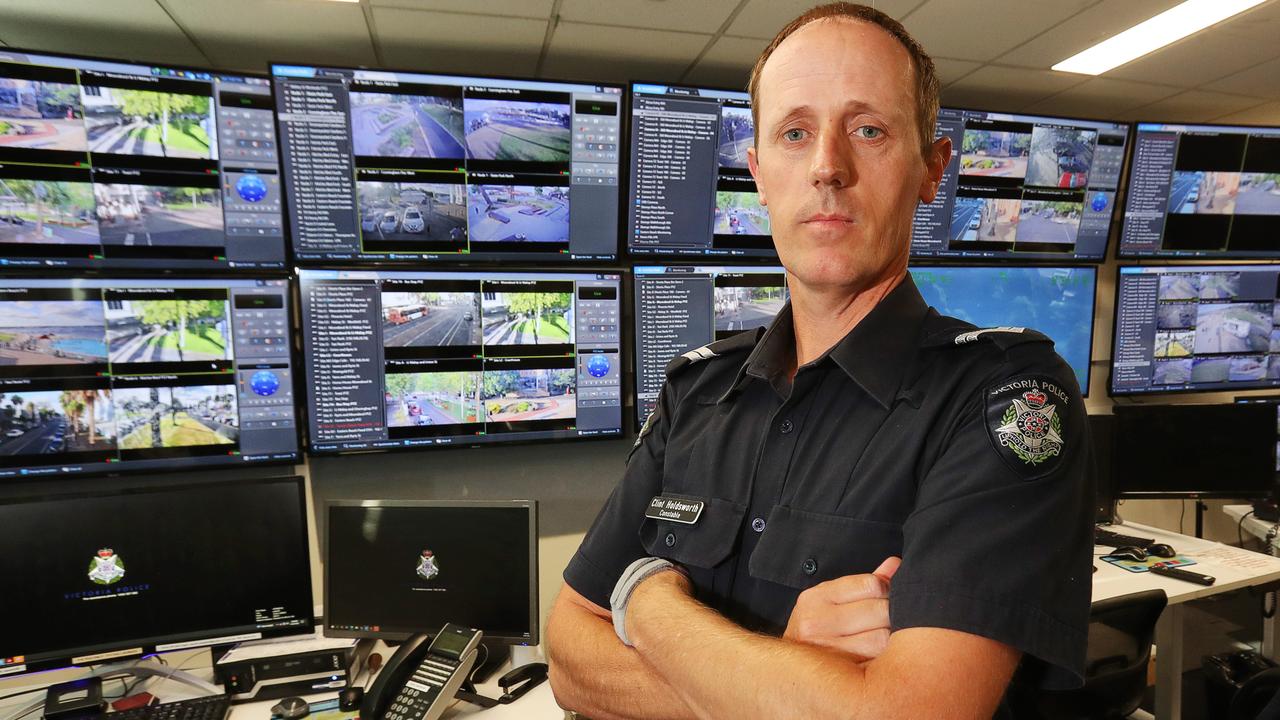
[[1230, 667, 1280, 720], [1008, 589, 1168, 720]]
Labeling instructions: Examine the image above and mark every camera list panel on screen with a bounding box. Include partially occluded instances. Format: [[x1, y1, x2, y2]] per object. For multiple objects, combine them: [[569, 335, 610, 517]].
[[0, 48, 285, 271], [0, 277, 298, 479], [272, 64, 621, 262], [911, 108, 1128, 261], [1112, 265, 1280, 395], [910, 266, 1096, 393], [1119, 122, 1280, 258], [298, 269, 622, 453], [634, 265, 788, 423], [0, 476, 312, 676], [628, 84, 773, 258]]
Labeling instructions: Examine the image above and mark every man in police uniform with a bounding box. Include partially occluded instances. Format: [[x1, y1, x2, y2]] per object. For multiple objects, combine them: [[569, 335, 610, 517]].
[[546, 4, 1094, 718]]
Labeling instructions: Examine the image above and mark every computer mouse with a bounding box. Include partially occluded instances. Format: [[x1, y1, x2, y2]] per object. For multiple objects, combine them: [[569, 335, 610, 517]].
[[339, 686, 364, 712], [1147, 543, 1176, 558], [1106, 546, 1148, 562], [271, 696, 310, 720]]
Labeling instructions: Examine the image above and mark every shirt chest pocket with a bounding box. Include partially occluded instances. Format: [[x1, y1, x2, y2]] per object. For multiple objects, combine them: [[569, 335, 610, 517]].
[[748, 506, 904, 589], [639, 496, 747, 590]]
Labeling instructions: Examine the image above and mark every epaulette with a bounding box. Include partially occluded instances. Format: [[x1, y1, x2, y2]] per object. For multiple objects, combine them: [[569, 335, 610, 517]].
[[923, 325, 1054, 350], [664, 326, 764, 378]]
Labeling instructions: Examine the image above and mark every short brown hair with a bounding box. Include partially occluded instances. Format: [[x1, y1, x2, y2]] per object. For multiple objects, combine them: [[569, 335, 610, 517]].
[[747, 2, 940, 156]]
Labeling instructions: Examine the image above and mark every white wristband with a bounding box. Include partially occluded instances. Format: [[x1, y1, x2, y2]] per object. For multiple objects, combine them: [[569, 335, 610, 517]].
[[610, 557, 686, 647]]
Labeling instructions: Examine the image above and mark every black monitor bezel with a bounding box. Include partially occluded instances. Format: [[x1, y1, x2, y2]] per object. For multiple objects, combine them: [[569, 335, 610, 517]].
[[0, 474, 314, 675], [323, 498, 539, 645], [1115, 119, 1280, 261], [269, 60, 624, 267]]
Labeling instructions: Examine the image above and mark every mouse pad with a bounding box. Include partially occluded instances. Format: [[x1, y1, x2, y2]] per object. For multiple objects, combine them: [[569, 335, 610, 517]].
[[271, 698, 359, 720], [1101, 554, 1198, 573]]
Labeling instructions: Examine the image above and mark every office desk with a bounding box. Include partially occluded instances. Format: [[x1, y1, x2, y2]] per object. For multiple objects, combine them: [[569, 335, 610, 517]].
[[1096, 520, 1280, 719]]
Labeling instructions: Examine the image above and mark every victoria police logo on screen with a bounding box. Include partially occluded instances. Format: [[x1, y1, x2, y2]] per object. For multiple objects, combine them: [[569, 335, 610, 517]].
[[87, 548, 125, 585], [416, 549, 439, 581], [986, 376, 1070, 477]]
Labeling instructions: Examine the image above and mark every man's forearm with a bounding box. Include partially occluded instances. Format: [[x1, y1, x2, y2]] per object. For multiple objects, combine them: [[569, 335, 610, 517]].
[[546, 591, 698, 720]]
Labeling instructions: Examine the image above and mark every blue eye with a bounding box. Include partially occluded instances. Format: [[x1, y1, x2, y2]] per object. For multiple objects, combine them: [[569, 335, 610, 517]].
[[783, 128, 806, 142], [856, 126, 883, 139]]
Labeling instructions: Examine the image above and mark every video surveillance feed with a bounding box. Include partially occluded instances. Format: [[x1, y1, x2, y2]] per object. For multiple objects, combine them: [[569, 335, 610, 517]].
[[298, 269, 622, 453], [910, 108, 1128, 262], [1112, 265, 1280, 394], [0, 48, 284, 271], [272, 64, 621, 263], [0, 278, 299, 479], [1119, 122, 1280, 258]]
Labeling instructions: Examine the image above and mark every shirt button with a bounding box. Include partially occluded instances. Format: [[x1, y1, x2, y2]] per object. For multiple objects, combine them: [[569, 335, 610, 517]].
[[664, 532, 676, 547], [751, 517, 766, 533], [780, 419, 794, 434], [802, 558, 818, 575]]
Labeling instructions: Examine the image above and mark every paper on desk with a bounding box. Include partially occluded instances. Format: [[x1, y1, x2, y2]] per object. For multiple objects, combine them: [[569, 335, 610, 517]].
[[216, 627, 356, 664], [1193, 545, 1280, 570]]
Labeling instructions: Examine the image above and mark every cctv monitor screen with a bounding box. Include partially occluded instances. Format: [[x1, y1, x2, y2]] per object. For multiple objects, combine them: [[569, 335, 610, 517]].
[[1119, 122, 1280, 259], [1112, 403, 1275, 498], [627, 84, 773, 258], [0, 277, 299, 479], [272, 64, 621, 263], [0, 48, 284, 272], [633, 265, 787, 424], [909, 266, 1096, 393], [1111, 264, 1280, 395], [325, 500, 537, 644], [910, 108, 1128, 262], [0, 475, 313, 676], [298, 269, 622, 453], [1236, 395, 1280, 473]]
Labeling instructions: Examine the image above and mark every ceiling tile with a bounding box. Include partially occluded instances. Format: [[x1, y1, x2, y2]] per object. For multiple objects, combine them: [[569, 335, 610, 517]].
[[369, 0, 553, 18], [1106, 28, 1278, 88], [1023, 77, 1183, 117], [1209, 101, 1280, 126], [996, 0, 1183, 69], [542, 22, 710, 84], [560, 0, 740, 33], [373, 7, 545, 76], [726, 0, 922, 39], [943, 65, 1087, 112], [1202, 57, 1280, 101], [903, 0, 1096, 63], [166, 0, 375, 71], [0, 0, 206, 67], [1125, 90, 1268, 123], [1211, 0, 1280, 45], [681, 35, 765, 88], [932, 57, 982, 88]]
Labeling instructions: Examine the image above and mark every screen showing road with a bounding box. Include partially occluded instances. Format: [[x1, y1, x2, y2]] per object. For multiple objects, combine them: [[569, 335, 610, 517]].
[[0, 277, 298, 479], [627, 84, 773, 258], [1112, 264, 1280, 394], [909, 266, 1096, 393], [633, 265, 787, 424], [1119, 122, 1280, 259], [910, 108, 1128, 262], [273, 65, 621, 263], [0, 48, 284, 271], [298, 269, 622, 453]]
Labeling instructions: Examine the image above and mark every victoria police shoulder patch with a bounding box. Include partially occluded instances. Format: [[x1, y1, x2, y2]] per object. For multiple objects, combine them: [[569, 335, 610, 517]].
[[985, 374, 1073, 479]]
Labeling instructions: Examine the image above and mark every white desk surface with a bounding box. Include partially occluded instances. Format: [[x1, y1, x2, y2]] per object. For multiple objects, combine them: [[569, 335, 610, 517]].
[[1225, 503, 1280, 549]]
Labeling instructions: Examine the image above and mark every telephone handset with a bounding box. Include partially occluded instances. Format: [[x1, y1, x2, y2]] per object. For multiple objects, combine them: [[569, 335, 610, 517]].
[[361, 624, 483, 720]]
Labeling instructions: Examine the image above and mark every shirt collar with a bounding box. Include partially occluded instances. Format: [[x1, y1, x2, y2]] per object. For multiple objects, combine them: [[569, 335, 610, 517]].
[[717, 274, 930, 409]]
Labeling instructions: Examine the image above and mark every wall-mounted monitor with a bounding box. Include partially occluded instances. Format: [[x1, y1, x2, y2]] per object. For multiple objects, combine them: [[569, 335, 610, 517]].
[[0, 47, 284, 272], [1119, 122, 1280, 259], [1111, 264, 1280, 395], [910, 108, 1128, 262], [298, 268, 623, 453], [1236, 395, 1280, 473], [272, 64, 621, 263], [0, 277, 298, 479]]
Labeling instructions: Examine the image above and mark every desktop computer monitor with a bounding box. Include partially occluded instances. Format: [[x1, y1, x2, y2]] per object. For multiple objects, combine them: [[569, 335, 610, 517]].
[[0, 277, 299, 479], [0, 475, 313, 675], [1236, 395, 1280, 473], [1112, 403, 1275, 499], [271, 64, 622, 263], [1119, 122, 1280, 259], [632, 265, 788, 425], [1111, 264, 1280, 395], [297, 268, 623, 453], [0, 47, 285, 272], [909, 265, 1097, 393], [910, 107, 1129, 262], [324, 500, 538, 645]]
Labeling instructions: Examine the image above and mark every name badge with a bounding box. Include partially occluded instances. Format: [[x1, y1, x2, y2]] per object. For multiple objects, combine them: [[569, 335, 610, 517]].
[[645, 495, 704, 524]]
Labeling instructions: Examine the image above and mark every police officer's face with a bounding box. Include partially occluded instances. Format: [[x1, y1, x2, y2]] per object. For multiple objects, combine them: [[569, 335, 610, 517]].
[[748, 19, 944, 294]]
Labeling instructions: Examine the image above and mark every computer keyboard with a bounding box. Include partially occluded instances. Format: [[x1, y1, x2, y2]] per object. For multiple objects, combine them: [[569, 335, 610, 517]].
[[1094, 527, 1156, 548], [113, 695, 229, 720]]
